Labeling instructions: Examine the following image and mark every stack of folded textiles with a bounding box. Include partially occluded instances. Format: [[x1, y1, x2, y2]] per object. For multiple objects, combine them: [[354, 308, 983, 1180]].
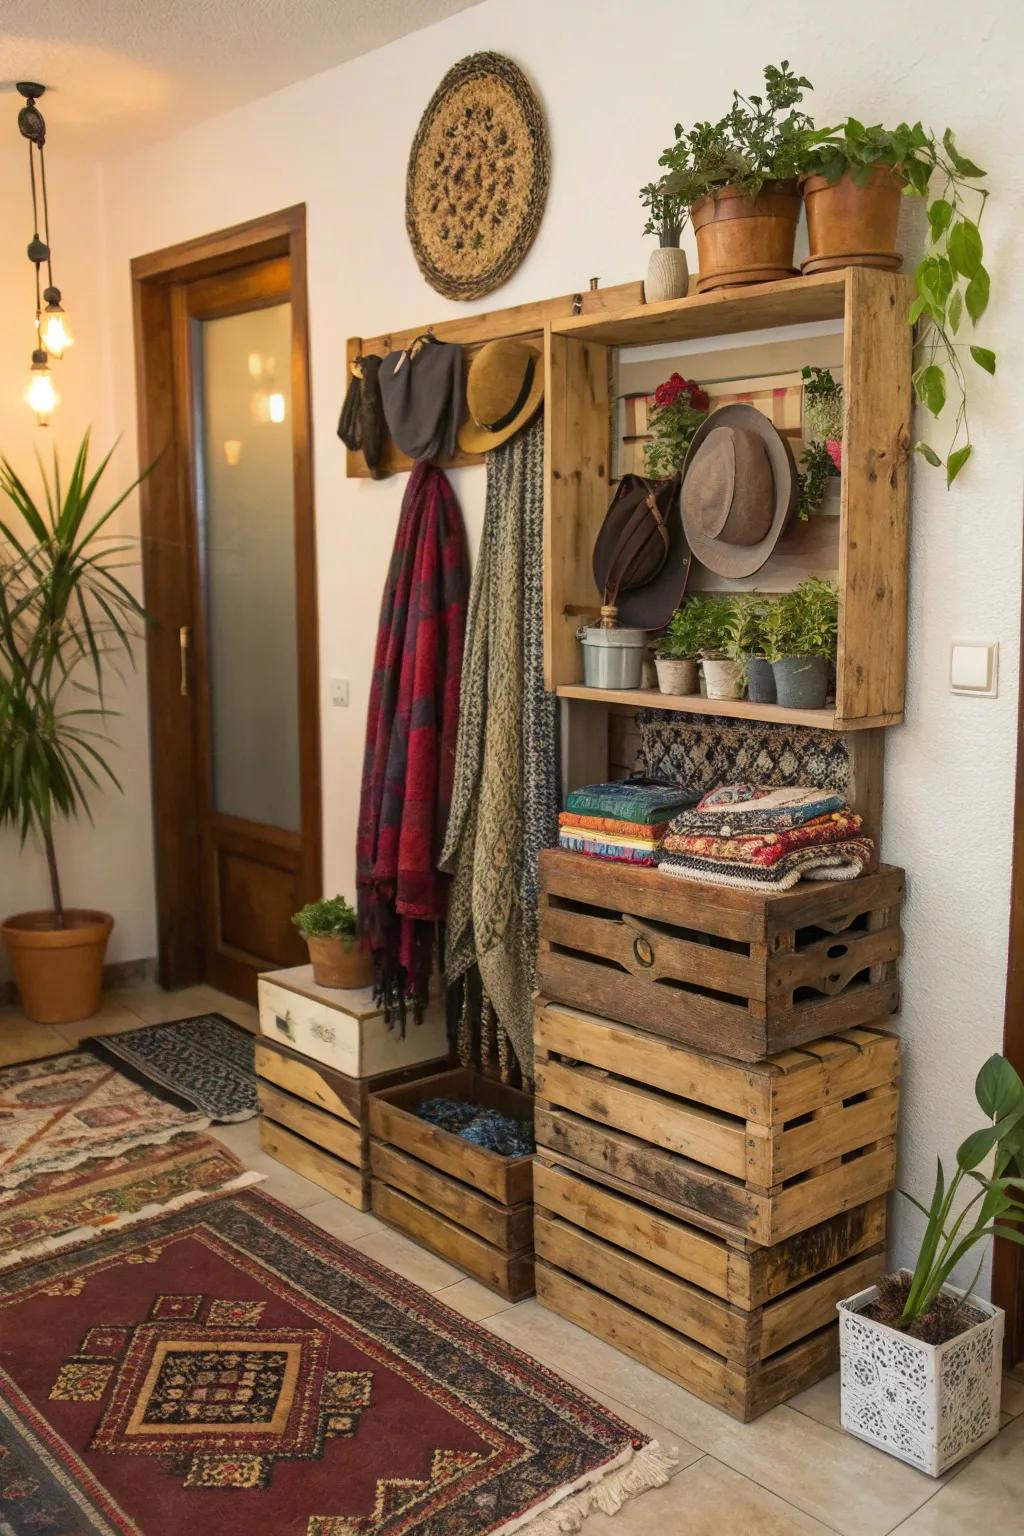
[[559, 780, 699, 866], [657, 784, 874, 890]]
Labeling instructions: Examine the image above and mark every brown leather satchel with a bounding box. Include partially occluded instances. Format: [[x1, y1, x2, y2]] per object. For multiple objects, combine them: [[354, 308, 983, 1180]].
[[591, 472, 690, 629]]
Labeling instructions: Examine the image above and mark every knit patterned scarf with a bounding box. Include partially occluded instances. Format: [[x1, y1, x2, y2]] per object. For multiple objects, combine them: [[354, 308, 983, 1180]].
[[356, 462, 469, 1027]]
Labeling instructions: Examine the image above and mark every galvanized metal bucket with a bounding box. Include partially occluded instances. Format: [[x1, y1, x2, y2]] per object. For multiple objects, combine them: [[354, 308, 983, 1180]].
[[577, 624, 647, 690]]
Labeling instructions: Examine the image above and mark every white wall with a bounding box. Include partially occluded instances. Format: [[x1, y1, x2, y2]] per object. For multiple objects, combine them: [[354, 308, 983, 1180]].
[[0, 143, 155, 976], [60, 0, 1024, 1280]]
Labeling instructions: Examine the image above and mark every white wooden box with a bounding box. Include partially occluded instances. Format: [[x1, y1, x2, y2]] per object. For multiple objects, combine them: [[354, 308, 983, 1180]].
[[257, 966, 448, 1078]]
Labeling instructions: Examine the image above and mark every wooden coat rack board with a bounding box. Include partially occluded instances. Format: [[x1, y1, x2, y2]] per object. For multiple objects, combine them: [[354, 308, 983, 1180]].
[[345, 279, 643, 478]]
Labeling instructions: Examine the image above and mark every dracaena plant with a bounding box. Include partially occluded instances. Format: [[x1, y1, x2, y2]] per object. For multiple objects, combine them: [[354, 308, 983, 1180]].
[[900, 1054, 1024, 1327], [0, 434, 147, 925], [800, 119, 994, 485]]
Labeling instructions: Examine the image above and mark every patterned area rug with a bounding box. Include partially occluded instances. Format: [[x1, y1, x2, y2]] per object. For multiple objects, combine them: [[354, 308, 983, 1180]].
[[0, 1190, 673, 1535], [0, 1135, 262, 1271], [85, 1014, 259, 1122], [0, 1053, 208, 1191]]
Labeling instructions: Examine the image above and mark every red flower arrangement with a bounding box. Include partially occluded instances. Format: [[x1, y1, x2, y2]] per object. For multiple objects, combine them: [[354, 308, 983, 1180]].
[[643, 372, 711, 479], [653, 372, 710, 413]]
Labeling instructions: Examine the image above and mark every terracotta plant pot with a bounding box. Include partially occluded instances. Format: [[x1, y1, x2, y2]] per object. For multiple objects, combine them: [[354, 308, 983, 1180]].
[[801, 168, 905, 275], [306, 933, 374, 990], [691, 180, 800, 292], [644, 245, 690, 304], [655, 656, 699, 695], [1, 909, 113, 1025]]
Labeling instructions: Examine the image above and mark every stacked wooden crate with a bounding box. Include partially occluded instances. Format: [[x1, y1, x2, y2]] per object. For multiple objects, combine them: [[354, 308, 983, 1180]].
[[256, 965, 449, 1210], [533, 848, 904, 1421]]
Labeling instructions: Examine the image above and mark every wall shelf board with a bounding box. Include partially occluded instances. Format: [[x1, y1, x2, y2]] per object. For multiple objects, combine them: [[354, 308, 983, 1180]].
[[555, 684, 900, 732]]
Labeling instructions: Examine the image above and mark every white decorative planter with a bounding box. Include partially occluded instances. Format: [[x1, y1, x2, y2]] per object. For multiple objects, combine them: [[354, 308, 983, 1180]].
[[838, 1273, 1004, 1477], [644, 246, 689, 304], [700, 656, 744, 700]]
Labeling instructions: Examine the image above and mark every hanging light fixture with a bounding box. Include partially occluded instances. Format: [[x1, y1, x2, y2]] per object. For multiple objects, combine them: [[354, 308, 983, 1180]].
[[16, 82, 73, 424]]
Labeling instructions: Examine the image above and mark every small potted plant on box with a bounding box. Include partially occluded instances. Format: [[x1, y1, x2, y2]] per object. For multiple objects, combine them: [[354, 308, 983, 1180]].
[[798, 119, 994, 484], [726, 594, 775, 703], [657, 62, 814, 292], [291, 895, 373, 990], [643, 373, 710, 480], [698, 595, 745, 701], [838, 1053, 1024, 1477], [763, 578, 838, 709], [639, 182, 689, 303], [0, 436, 147, 1025], [654, 595, 714, 695]]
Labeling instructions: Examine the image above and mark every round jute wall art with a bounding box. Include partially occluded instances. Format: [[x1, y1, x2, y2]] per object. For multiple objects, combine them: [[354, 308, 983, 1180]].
[[406, 52, 550, 302]]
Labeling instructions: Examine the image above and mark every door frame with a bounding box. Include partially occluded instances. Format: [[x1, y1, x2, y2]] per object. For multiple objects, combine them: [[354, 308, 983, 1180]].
[[131, 205, 320, 990]]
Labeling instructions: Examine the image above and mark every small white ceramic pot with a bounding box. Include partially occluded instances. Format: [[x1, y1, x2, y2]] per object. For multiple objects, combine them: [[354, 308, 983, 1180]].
[[701, 656, 744, 700], [645, 246, 690, 304], [655, 657, 699, 695]]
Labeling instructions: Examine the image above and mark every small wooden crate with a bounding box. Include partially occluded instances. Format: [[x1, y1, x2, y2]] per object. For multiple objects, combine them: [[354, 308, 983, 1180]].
[[538, 849, 903, 1062], [258, 965, 448, 1077], [256, 1037, 448, 1211], [534, 1156, 887, 1420], [369, 1066, 535, 1300], [535, 1000, 899, 1245]]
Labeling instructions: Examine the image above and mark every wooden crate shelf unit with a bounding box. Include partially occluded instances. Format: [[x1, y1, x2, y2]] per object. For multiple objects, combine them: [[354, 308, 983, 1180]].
[[538, 848, 904, 1062], [369, 1066, 535, 1301], [534, 1000, 900, 1246], [534, 1158, 887, 1421]]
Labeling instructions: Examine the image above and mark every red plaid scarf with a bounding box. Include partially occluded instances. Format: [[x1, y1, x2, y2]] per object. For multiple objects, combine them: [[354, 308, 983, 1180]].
[[356, 462, 468, 1026]]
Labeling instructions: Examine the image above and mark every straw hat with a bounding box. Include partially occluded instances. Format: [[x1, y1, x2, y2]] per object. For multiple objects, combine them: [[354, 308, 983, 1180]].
[[681, 403, 797, 578], [458, 340, 544, 453]]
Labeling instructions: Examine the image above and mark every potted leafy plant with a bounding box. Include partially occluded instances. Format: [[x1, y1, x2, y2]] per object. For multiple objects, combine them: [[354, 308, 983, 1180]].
[[798, 120, 993, 484], [640, 182, 689, 303], [658, 62, 814, 292], [725, 594, 775, 702], [0, 436, 146, 1025], [838, 1053, 1024, 1476], [762, 578, 838, 709], [796, 366, 843, 519], [696, 595, 745, 700], [643, 372, 710, 481], [292, 894, 373, 990], [654, 595, 712, 695]]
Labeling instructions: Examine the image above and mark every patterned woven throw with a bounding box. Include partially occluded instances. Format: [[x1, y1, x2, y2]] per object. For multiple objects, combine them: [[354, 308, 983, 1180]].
[[559, 811, 671, 839], [666, 784, 848, 837], [662, 810, 862, 868], [566, 780, 699, 824], [658, 838, 874, 891], [558, 833, 657, 865]]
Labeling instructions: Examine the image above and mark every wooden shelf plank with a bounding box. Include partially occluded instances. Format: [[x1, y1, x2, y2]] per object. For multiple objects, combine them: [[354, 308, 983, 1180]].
[[550, 271, 849, 347], [556, 684, 900, 732]]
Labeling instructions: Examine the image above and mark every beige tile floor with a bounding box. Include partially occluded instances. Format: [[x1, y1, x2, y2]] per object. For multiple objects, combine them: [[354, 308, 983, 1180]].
[[4, 978, 1024, 1535]]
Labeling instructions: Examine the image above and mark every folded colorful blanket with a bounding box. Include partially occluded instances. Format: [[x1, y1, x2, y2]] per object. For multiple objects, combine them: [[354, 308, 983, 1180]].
[[565, 780, 699, 825], [662, 810, 862, 868], [658, 838, 874, 892], [666, 784, 848, 837], [558, 832, 657, 865], [559, 811, 671, 840]]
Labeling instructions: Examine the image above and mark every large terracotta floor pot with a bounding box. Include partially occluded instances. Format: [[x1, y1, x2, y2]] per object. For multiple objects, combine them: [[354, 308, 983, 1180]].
[[1, 909, 113, 1024], [691, 180, 800, 292], [801, 167, 905, 274]]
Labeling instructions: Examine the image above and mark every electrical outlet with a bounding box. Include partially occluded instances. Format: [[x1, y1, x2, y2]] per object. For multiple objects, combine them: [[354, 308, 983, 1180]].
[[330, 676, 350, 708]]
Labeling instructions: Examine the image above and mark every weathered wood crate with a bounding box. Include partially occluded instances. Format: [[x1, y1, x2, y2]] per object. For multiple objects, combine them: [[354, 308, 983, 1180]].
[[535, 1000, 899, 1245], [538, 849, 903, 1062], [534, 1156, 887, 1420], [369, 1066, 535, 1300], [256, 1036, 447, 1211]]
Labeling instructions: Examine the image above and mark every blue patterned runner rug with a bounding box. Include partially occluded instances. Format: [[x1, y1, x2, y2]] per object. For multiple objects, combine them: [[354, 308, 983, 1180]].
[[85, 1013, 258, 1122]]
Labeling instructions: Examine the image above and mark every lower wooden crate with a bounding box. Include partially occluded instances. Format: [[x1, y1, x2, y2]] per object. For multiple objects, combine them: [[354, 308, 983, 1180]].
[[371, 1179, 535, 1301], [259, 1119, 369, 1209]]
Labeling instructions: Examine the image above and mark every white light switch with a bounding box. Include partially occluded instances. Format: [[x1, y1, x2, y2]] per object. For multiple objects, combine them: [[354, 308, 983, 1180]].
[[949, 641, 998, 697], [330, 675, 350, 708]]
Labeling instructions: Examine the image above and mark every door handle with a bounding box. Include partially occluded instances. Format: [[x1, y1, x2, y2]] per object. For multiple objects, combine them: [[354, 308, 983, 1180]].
[[179, 625, 190, 697]]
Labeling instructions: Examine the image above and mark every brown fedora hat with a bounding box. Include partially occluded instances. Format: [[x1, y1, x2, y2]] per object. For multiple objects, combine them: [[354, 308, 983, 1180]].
[[592, 472, 691, 629], [458, 339, 544, 453], [681, 403, 797, 578]]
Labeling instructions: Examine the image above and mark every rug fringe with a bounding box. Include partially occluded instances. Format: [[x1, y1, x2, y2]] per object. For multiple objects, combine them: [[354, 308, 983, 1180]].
[[0, 1170, 264, 1272], [0, 1121, 212, 1192], [492, 1440, 679, 1536]]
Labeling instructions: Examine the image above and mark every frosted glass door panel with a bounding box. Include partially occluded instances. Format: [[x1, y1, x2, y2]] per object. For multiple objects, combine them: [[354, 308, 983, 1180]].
[[195, 302, 300, 831]]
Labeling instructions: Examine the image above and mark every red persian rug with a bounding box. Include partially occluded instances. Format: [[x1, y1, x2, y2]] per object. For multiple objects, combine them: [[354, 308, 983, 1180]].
[[0, 1190, 673, 1535]]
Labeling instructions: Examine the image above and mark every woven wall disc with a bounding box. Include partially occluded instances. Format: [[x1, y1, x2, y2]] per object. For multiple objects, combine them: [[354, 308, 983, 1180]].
[[406, 51, 550, 302]]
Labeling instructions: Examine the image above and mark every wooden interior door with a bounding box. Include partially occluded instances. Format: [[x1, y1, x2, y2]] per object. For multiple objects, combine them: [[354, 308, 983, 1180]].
[[133, 209, 319, 1002]]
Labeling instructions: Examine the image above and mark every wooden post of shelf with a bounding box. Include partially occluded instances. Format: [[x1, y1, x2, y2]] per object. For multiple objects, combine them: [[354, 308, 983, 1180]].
[[845, 727, 885, 870], [836, 268, 913, 725], [544, 328, 611, 690]]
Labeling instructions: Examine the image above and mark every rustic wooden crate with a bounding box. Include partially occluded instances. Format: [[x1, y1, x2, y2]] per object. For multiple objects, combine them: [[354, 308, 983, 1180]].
[[538, 848, 903, 1062], [256, 1036, 448, 1211], [258, 965, 449, 1078], [535, 1001, 898, 1245], [369, 1066, 535, 1300], [534, 1158, 886, 1420]]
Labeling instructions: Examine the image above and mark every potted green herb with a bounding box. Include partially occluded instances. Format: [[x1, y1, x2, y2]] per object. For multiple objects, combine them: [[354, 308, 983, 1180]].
[[658, 62, 814, 292], [838, 1053, 1024, 1476], [762, 578, 838, 709], [643, 372, 710, 481], [798, 120, 993, 484], [696, 595, 745, 701], [0, 436, 147, 1025], [640, 182, 689, 303], [725, 594, 775, 703], [654, 596, 712, 695], [796, 366, 843, 519], [291, 895, 373, 990]]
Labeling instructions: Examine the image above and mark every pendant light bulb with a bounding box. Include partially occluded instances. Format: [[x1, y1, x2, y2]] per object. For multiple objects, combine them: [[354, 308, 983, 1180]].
[[41, 290, 73, 358], [26, 348, 58, 424]]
